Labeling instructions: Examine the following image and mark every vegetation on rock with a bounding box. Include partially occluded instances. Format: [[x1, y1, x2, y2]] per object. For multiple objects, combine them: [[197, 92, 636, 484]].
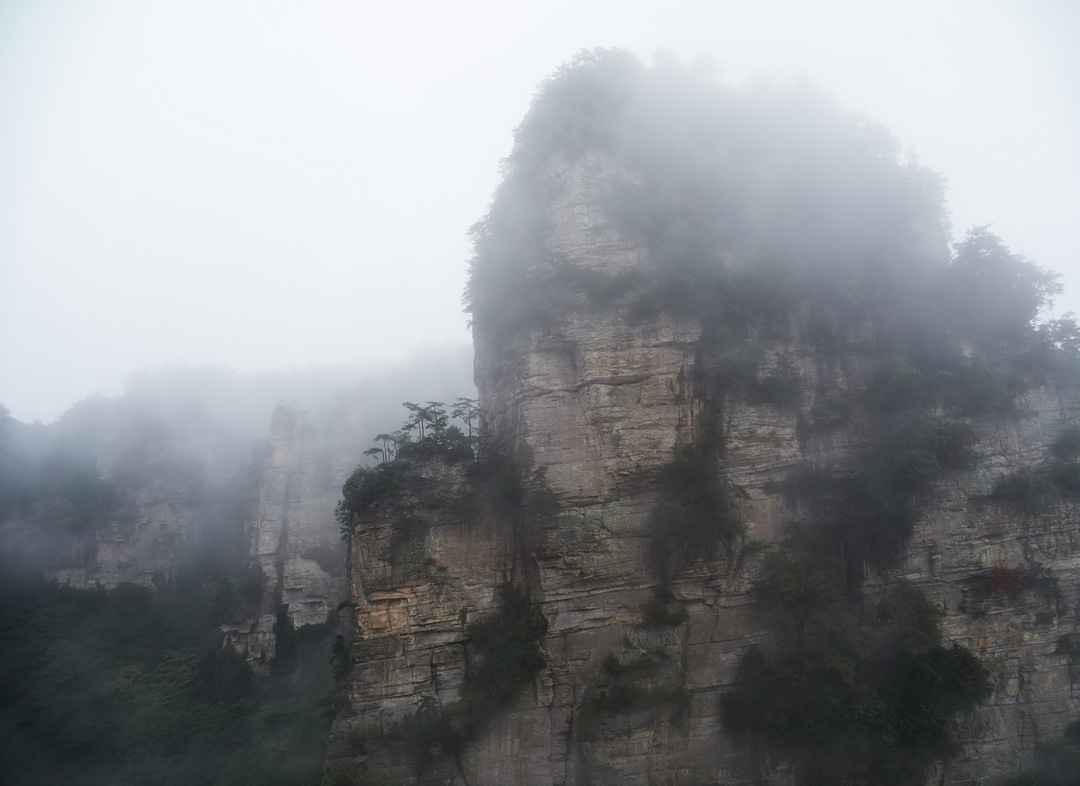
[[460, 584, 549, 708], [335, 400, 481, 532], [344, 585, 547, 782], [649, 443, 744, 576], [722, 580, 991, 786]]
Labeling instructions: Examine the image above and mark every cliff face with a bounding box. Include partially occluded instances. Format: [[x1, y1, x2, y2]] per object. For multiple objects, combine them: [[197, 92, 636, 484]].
[[43, 409, 227, 590], [42, 399, 360, 666], [219, 403, 354, 666], [332, 151, 1080, 785]]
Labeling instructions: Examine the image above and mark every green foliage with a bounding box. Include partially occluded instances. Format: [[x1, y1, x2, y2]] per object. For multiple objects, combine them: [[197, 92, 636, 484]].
[[336, 400, 486, 536], [355, 585, 548, 778], [582, 645, 685, 725], [330, 634, 362, 682], [991, 470, 1050, 514], [0, 427, 137, 539], [1050, 461, 1080, 494], [870, 346, 1037, 418], [463, 450, 522, 515], [1026, 562, 1064, 603], [741, 538, 771, 555], [755, 355, 804, 408], [722, 586, 991, 786], [639, 586, 689, 628], [649, 443, 742, 577], [525, 465, 562, 515], [461, 585, 549, 708], [942, 227, 1061, 348], [339, 462, 410, 518], [463, 53, 1080, 411], [393, 695, 465, 777], [754, 549, 844, 634], [389, 513, 431, 563], [733, 410, 990, 785], [320, 760, 403, 786], [395, 401, 478, 461], [581, 683, 680, 717], [785, 414, 975, 581], [32, 466, 134, 535], [877, 580, 944, 648], [214, 558, 265, 620], [991, 452, 1080, 514], [700, 351, 803, 409], [0, 565, 335, 786], [465, 50, 959, 348]]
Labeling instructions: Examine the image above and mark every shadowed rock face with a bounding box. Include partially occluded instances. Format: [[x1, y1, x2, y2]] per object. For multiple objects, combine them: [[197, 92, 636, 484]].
[[332, 150, 1080, 786]]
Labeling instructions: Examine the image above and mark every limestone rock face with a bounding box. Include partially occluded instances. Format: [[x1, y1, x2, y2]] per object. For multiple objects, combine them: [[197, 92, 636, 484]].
[[43, 399, 362, 667], [333, 152, 1080, 786], [45, 470, 199, 590], [221, 403, 355, 666], [43, 413, 237, 590], [475, 152, 702, 509]]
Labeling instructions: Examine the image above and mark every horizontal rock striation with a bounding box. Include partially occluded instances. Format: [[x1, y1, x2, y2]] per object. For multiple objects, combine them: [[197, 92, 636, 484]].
[[332, 152, 1080, 786]]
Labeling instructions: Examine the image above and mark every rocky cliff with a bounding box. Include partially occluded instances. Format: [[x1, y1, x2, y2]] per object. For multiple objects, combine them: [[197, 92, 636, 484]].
[[330, 129, 1080, 786], [41, 398, 356, 665], [218, 402, 355, 667], [23, 354, 474, 672]]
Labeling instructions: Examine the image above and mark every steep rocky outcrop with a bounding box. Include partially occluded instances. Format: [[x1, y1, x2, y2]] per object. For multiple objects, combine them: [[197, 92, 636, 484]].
[[219, 403, 355, 666], [331, 148, 1080, 786]]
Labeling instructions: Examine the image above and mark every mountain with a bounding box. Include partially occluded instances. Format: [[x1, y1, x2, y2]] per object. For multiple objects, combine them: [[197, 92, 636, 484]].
[[327, 51, 1080, 786]]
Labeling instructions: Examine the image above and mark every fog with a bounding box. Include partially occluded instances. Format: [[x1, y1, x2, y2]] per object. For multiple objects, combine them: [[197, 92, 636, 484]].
[[1, 5, 1079, 784], [1, 0, 1077, 424]]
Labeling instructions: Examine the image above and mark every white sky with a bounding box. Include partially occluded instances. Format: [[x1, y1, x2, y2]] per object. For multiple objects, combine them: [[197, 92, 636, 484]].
[[1, 0, 1077, 424]]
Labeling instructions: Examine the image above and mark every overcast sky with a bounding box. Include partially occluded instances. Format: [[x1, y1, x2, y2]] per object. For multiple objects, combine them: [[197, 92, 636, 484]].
[[1, 0, 1077, 424]]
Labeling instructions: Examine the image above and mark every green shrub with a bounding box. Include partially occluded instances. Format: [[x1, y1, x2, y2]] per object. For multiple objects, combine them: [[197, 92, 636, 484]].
[[741, 538, 771, 555], [526, 465, 562, 515], [877, 580, 943, 648], [991, 471, 1051, 515], [601, 652, 623, 675], [389, 514, 431, 563], [782, 415, 975, 581], [756, 366, 803, 408], [754, 549, 843, 634], [722, 598, 990, 786], [397, 695, 465, 776], [461, 585, 548, 708], [331, 634, 363, 682], [649, 444, 742, 577], [1025, 562, 1064, 603], [640, 587, 689, 628]]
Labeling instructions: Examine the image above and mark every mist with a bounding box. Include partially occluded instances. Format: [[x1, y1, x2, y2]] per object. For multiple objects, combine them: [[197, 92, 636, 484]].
[[1, 3, 1078, 785], [0, 345, 477, 785], [1, 1, 1077, 424]]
